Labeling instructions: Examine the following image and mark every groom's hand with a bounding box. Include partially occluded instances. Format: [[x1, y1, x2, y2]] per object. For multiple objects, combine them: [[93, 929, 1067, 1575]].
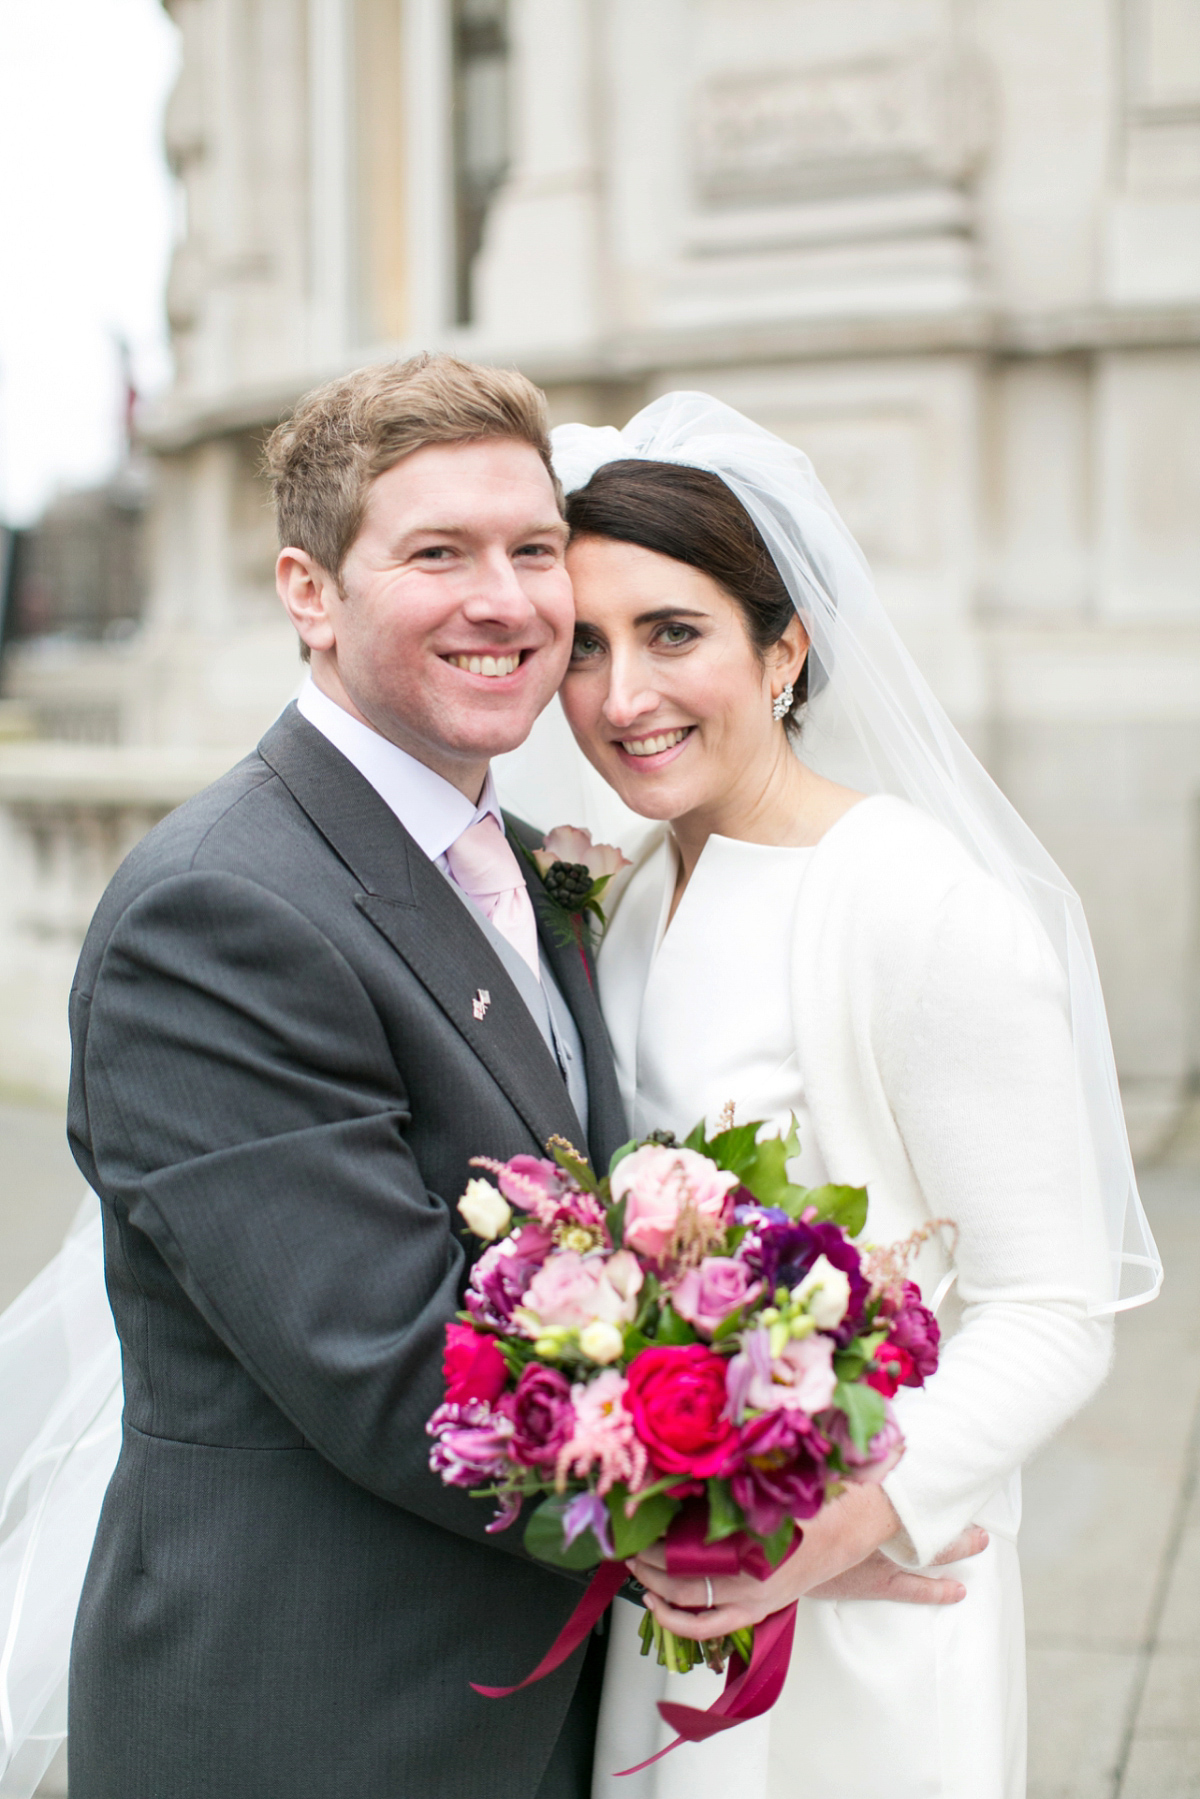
[[804, 1527, 990, 1604]]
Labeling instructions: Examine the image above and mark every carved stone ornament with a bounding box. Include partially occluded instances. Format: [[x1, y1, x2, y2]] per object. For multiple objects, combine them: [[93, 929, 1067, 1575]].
[[693, 49, 991, 206]]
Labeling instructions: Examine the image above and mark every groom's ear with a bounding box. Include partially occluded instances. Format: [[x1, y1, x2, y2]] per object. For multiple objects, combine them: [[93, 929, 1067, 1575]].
[[277, 547, 340, 658]]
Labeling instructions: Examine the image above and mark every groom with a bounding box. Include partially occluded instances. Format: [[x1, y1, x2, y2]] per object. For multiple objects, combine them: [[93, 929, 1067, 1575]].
[[66, 353, 628, 1799]]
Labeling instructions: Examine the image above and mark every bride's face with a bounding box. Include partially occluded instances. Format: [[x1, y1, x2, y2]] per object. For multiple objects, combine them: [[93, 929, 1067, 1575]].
[[561, 534, 799, 823]]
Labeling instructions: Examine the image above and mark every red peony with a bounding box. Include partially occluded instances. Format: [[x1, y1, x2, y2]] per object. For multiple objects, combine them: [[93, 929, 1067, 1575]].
[[443, 1321, 509, 1406], [865, 1341, 915, 1399], [624, 1344, 740, 1478]]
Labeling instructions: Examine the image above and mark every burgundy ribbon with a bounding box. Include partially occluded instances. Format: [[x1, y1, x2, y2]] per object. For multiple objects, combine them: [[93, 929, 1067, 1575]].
[[617, 1601, 798, 1775], [613, 1505, 799, 1776], [470, 1558, 628, 1699], [471, 1502, 801, 1776]]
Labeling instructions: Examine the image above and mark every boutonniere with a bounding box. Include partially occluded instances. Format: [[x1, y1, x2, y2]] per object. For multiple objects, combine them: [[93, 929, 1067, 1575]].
[[523, 825, 631, 953]]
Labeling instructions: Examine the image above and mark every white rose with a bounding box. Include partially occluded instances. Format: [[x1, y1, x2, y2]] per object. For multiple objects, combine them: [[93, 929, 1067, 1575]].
[[457, 1178, 512, 1242], [579, 1319, 625, 1365], [592, 1250, 644, 1325], [792, 1255, 851, 1330]]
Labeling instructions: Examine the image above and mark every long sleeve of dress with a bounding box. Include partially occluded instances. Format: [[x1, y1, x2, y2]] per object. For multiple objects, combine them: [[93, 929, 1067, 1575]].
[[793, 799, 1114, 1569], [877, 867, 1113, 1565]]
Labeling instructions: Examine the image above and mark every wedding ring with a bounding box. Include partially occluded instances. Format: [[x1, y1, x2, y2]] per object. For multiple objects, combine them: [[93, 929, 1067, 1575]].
[[704, 1577, 714, 1609]]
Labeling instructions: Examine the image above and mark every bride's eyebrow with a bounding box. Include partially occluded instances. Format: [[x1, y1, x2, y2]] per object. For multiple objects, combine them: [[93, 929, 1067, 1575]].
[[633, 607, 708, 626]]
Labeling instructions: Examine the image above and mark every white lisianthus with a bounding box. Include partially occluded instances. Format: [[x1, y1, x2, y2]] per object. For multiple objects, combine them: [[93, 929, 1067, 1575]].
[[579, 1319, 625, 1365], [792, 1255, 851, 1330], [457, 1178, 512, 1241]]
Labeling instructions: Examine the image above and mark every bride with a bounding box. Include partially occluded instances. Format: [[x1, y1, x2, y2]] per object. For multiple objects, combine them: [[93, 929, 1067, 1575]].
[[523, 394, 1162, 1798]]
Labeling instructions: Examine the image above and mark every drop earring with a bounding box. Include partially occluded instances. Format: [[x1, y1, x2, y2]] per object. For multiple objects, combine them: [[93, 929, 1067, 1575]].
[[772, 681, 794, 723]]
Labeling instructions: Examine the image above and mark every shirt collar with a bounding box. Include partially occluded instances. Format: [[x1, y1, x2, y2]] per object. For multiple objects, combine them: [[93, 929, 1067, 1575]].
[[296, 675, 503, 864]]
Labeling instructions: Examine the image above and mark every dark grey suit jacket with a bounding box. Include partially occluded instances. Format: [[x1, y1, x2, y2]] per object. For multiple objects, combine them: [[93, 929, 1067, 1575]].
[[66, 704, 629, 1799]]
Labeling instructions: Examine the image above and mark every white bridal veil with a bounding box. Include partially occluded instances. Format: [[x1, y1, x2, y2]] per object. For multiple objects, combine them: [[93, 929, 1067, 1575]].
[[0, 388, 1161, 1795], [496, 390, 1162, 1319], [0, 1203, 120, 1796]]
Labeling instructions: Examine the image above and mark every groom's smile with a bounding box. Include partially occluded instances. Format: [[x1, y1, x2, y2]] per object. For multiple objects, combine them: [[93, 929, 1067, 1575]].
[[278, 437, 574, 799]]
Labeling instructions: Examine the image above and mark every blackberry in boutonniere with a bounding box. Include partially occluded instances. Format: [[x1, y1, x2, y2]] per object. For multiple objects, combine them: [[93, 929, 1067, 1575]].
[[522, 825, 631, 956]]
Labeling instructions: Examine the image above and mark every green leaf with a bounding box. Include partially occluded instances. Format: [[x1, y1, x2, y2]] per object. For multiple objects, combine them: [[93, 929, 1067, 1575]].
[[654, 1302, 697, 1347], [833, 1380, 886, 1453], [805, 1184, 869, 1238], [622, 1326, 653, 1357], [706, 1122, 762, 1179], [832, 1345, 868, 1383], [633, 1273, 661, 1333], [705, 1477, 746, 1544], [524, 1493, 605, 1570], [738, 1136, 793, 1206], [606, 1484, 680, 1559], [724, 1115, 806, 1209], [548, 1138, 599, 1194], [498, 1338, 541, 1379], [607, 1139, 639, 1177], [605, 1193, 628, 1250], [711, 1303, 749, 1342], [757, 1516, 796, 1569], [682, 1118, 710, 1153]]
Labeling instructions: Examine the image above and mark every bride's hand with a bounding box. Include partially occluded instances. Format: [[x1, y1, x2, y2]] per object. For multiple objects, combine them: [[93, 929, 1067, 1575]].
[[630, 1487, 982, 1640]]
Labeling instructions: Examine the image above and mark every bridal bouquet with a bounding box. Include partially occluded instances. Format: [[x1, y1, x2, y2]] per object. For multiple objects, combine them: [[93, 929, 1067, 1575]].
[[426, 1118, 941, 1760]]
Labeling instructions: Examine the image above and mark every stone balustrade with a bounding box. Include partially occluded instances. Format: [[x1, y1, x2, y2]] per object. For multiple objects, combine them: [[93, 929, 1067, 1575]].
[[0, 743, 237, 1101]]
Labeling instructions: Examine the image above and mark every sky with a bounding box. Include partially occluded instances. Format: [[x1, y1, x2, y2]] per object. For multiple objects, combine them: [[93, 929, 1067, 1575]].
[[0, 0, 179, 523]]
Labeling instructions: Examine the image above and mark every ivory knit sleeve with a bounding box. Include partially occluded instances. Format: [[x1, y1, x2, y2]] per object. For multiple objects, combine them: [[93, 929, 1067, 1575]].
[[876, 870, 1113, 1565]]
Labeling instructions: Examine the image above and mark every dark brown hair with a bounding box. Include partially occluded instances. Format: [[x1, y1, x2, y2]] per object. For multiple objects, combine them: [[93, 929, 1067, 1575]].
[[564, 459, 807, 727]]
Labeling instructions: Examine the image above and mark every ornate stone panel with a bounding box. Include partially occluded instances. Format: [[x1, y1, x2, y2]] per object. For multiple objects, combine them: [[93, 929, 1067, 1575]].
[[692, 48, 990, 207]]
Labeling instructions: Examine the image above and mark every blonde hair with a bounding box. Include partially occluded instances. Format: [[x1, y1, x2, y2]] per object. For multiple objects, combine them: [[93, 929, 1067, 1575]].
[[264, 352, 561, 579]]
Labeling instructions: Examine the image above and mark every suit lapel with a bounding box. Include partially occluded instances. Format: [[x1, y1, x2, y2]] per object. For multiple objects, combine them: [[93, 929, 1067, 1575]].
[[258, 707, 584, 1152], [505, 813, 630, 1171]]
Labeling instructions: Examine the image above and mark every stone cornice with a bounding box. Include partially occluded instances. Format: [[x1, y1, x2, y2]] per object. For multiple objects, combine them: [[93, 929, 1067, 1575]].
[[138, 302, 1200, 453]]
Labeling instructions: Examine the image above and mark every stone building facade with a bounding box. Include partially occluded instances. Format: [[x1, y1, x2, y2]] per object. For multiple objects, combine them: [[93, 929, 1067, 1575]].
[[1, 0, 1198, 1138]]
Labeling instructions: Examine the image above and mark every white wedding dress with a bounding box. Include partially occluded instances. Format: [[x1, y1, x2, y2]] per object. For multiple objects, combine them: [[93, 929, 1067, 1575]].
[[588, 808, 1110, 1799]]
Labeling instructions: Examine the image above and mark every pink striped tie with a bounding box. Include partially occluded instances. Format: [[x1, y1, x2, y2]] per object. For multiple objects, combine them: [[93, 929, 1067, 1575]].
[[444, 816, 541, 979]]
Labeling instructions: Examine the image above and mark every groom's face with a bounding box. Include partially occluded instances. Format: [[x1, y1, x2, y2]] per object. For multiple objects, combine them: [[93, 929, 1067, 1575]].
[[285, 439, 573, 796]]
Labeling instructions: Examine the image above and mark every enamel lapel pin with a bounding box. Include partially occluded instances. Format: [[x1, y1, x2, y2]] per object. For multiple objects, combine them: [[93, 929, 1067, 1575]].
[[472, 989, 491, 1021]]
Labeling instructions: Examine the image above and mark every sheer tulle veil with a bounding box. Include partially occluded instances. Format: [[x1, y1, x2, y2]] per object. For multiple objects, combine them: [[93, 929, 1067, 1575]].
[[0, 388, 1161, 1795], [0, 1202, 120, 1795], [495, 390, 1162, 1319]]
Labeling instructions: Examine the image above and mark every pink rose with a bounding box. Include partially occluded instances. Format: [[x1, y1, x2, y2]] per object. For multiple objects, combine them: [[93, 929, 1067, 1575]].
[[520, 1249, 643, 1332], [442, 1321, 509, 1406], [671, 1257, 760, 1338], [624, 1345, 740, 1479], [611, 1146, 739, 1261]]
